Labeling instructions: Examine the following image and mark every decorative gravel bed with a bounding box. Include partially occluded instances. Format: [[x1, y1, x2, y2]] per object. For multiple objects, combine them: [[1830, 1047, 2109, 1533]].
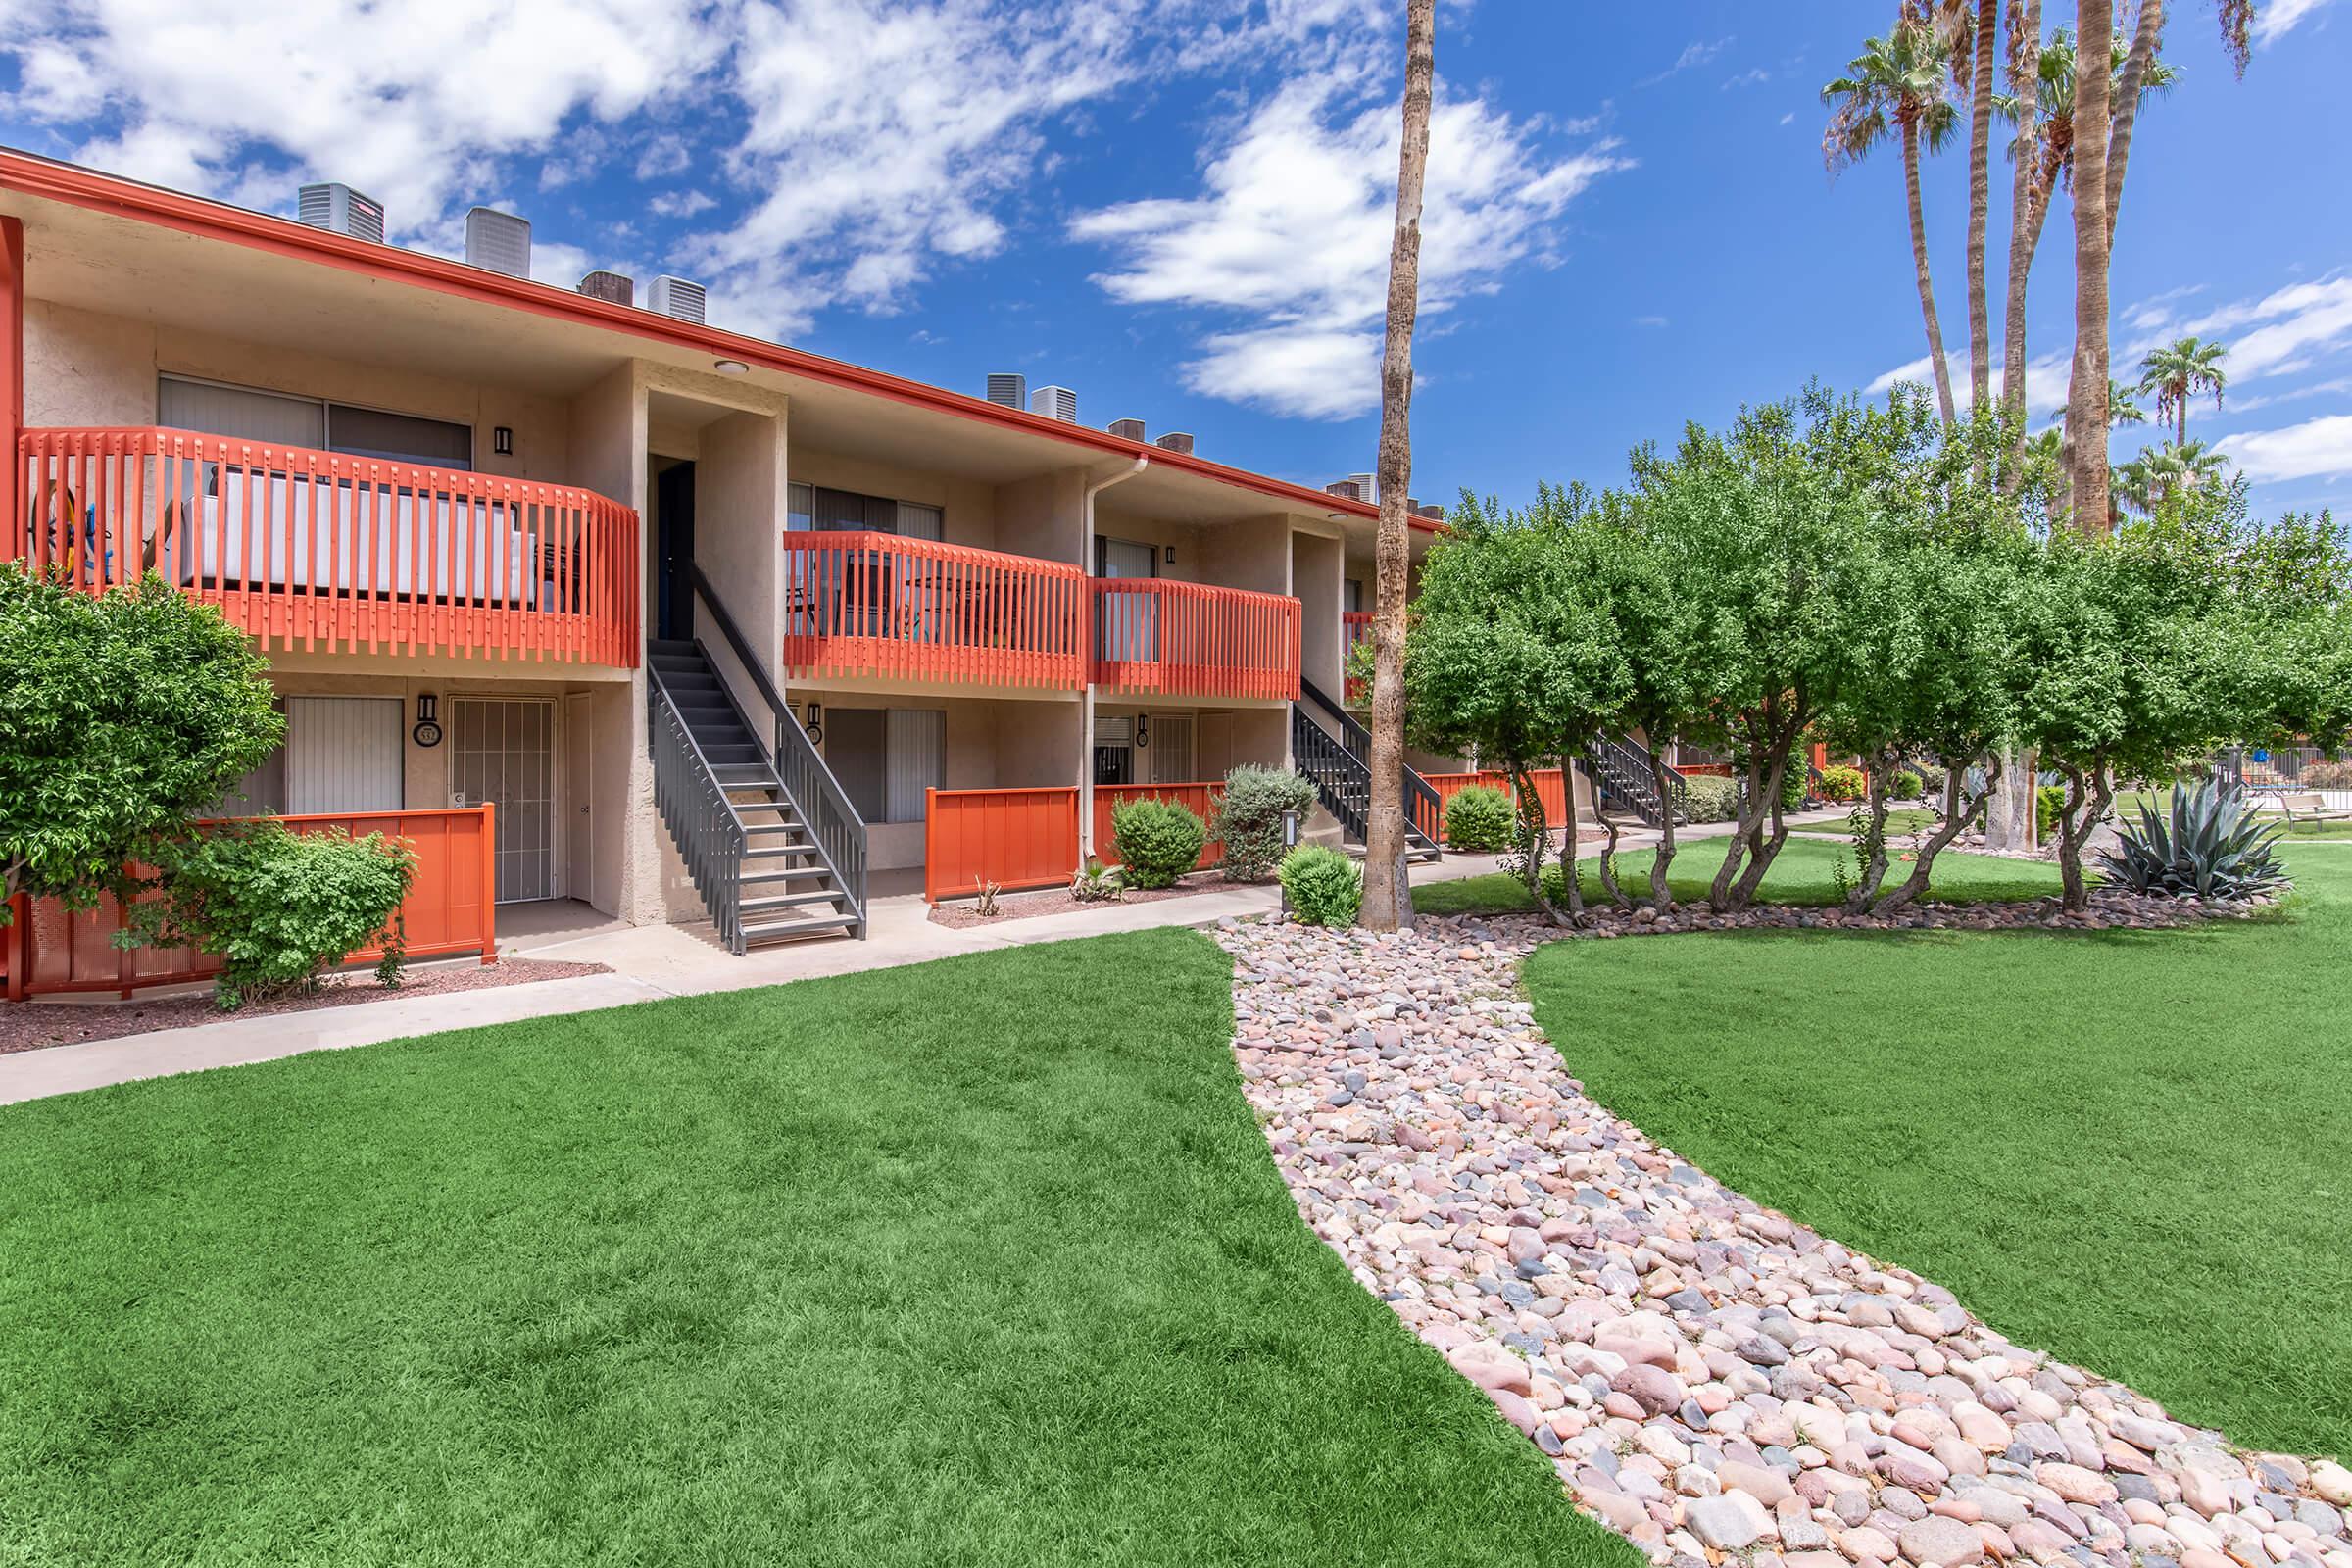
[[0, 956, 611, 1056], [1218, 908, 2350, 1568]]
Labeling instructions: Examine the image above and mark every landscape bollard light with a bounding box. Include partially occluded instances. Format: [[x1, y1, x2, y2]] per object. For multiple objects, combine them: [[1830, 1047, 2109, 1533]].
[[1279, 808, 1299, 918]]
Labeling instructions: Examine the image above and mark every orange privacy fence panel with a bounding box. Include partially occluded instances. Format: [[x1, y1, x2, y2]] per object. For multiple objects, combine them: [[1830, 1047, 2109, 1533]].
[[14, 428, 639, 666], [2, 807, 496, 1003], [1093, 783, 1226, 871], [924, 787, 1080, 903], [1344, 611, 1373, 703], [1412, 768, 1578, 844]]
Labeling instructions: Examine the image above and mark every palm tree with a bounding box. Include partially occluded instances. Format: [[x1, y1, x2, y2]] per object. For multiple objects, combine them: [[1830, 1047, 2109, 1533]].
[[1997, 0, 2043, 467], [2115, 439, 2228, 515], [1933, 0, 2003, 413], [2137, 335, 2228, 445], [1361, 0, 1434, 934], [2105, 378, 2150, 427], [1824, 19, 1961, 424]]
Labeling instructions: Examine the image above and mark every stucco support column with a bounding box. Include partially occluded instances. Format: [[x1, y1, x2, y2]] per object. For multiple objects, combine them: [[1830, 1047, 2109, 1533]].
[[1, 218, 23, 542]]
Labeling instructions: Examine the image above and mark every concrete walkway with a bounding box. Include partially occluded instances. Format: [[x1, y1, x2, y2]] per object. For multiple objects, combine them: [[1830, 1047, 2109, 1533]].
[[0, 849, 1519, 1107]]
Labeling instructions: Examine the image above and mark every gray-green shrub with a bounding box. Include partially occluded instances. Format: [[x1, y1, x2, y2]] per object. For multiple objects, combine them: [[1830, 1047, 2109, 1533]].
[[1278, 844, 1361, 927], [122, 821, 416, 1009], [1443, 785, 1513, 852], [1212, 765, 1318, 883], [1681, 775, 1739, 823], [1109, 797, 1207, 889]]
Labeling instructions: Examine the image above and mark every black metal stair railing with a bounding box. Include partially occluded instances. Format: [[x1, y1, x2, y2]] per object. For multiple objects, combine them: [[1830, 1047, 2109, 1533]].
[[648, 670, 750, 954], [1578, 734, 1688, 828], [1296, 676, 1442, 851]]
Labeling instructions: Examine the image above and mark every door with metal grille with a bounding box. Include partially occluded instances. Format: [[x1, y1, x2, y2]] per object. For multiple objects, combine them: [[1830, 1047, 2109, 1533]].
[[453, 698, 555, 903]]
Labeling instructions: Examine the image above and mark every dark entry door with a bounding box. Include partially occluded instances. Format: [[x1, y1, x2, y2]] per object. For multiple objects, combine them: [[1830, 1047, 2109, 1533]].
[[656, 462, 696, 640]]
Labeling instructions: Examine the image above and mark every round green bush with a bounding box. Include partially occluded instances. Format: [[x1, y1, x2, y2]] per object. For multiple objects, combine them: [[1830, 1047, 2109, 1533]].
[[1890, 768, 1925, 800], [1817, 763, 1867, 803], [2036, 783, 2068, 838], [1109, 796, 1208, 889], [1278, 844, 1361, 927], [1443, 785, 1513, 852], [1780, 767, 1808, 812], [1680, 775, 1739, 824], [1211, 765, 1318, 883]]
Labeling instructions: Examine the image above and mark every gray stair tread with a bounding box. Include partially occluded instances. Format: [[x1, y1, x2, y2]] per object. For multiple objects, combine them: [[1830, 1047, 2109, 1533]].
[[741, 890, 850, 911]]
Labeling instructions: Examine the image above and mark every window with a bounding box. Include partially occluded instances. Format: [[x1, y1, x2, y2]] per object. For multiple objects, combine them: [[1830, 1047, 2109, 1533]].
[[786, 481, 943, 540], [821, 707, 945, 824], [1149, 714, 1196, 785], [1345, 577, 1366, 613], [159, 375, 473, 469]]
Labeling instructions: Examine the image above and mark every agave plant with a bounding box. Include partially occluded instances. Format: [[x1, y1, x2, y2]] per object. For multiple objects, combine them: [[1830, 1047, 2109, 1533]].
[[2096, 779, 2290, 902]]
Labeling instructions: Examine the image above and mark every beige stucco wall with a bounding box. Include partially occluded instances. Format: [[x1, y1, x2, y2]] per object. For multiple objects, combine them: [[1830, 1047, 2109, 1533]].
[[792, 447, 1004, 553], [1194, 514, 1291, 597], [997, 466, 1087, 565], [1292, 529, 1345, 700]]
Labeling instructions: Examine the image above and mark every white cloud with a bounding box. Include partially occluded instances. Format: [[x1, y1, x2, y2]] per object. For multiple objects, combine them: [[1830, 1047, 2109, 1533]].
[[2230, 376, 2352, 415], [2220, 414, 2352, 482], [1639, 36, 1733, 88], [649, 188, 717, 219], [1070, 75, 1628, 418], [1722, 68, 1771, 90], [2, 0, 724, 228], [2128, 274, 2352, 381], [1634, 314, 1669, 328], [2252, 0, 2335, 45]]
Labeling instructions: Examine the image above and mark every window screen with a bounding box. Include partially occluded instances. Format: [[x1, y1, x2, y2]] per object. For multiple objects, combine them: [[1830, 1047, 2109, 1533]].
[[786, 482, 941, 536], [159, 377, 325, 447], [884, 710, 945, 823], [1150, 715, 1196, 785], [327, 404, 473, 469]]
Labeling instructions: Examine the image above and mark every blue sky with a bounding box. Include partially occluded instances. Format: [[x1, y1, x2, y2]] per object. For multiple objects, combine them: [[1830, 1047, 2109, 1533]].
[[1, 0, 2345, 517]]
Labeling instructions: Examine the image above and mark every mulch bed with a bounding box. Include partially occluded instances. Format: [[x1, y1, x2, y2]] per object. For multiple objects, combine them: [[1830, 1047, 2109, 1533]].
[[0, 956, 611, 1057]]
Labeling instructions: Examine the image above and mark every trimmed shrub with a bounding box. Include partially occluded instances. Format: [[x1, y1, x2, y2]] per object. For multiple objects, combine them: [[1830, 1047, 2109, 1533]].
[[1889, 768, 1924, 800], [2301, 759, 2352, 789], [1212, 765, 1318, 883], [1817, 763, 1867, 803], [1915, 762, 1948, 798], [122, 821, 416, 1009], [1109, 797, 1207, 889], [1443, 785, 1514, 852], [1278, 844, 1361, 927], [1681, 774, 1739, 824]]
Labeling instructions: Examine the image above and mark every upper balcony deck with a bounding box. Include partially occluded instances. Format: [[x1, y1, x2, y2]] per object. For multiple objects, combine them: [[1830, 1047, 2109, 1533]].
[[13, 426, 640, 666]]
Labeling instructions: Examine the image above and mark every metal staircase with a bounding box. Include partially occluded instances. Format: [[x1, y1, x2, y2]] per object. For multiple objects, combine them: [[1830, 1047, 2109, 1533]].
[[645, 568, 867, 951], [1577, 734, 1688, 828], [1293, 677, 1442, 862]]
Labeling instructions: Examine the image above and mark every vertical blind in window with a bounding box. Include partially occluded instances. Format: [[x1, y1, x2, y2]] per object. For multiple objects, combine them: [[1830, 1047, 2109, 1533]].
[[785, 482, 943, 540], [885, 709, 945, 824], [1150, 715, 1196, 785], [158, 376, 473, 468]]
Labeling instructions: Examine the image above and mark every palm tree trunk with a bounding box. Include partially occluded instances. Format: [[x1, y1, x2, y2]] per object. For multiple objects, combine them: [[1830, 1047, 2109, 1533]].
[[1967, 0, 1998, 413], [2069, 0, 2115, 534], [2105, 0, 2165, 243], [2000, 0, 2041, 491], [1360, 0, 1434, 934], [2176, 399, 2186, 446], [1903, 119, 1958, 425]]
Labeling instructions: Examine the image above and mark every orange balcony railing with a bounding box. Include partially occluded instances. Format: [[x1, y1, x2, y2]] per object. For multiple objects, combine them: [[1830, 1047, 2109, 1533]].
[[779, 531, 1088, 690], [12, 428, 639, 664], [1091, 579, 1300, 702], [1344, 610, 1373, 702]]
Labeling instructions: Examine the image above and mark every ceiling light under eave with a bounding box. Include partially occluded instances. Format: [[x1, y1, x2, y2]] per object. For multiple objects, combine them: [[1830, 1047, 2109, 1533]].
[[713, 359, 750, 375]]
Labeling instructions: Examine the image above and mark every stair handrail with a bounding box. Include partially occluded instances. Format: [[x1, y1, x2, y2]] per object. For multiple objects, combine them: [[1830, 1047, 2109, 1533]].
[[1297, 676, 1443, 843], [647, 667, 750, 953], [686, 564, 868, 936]]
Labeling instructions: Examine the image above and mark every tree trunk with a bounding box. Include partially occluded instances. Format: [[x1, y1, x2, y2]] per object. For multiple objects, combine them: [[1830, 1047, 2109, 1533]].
[[2068, 0, 2116, 533], [1584, 759, 1628, 910], [1843, 755, 1896, 913], [1967, 0, 1999, 414], [2176, 401, 2187, 447], [1359, 0, 1435, 933], [1873, 768, 1986, 914], [1903, 119, 1959, 425], [2105, 0, 2165, 244], [2000, 0, 2042, 487], [2052, 762, 2115, 912], [1645, 745, 1679, 909]]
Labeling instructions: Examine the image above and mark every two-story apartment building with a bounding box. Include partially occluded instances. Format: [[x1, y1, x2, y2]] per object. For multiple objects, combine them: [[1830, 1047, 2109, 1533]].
[[1, 148, 1466, 953]]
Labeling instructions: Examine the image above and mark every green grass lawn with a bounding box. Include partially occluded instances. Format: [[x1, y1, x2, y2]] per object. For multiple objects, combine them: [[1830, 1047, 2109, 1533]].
[[1520, 848, 2352, 1462], [1416, 833, 2065, 917], [0, 931, 1637, 1568], [1790, 807, 1938, 839]]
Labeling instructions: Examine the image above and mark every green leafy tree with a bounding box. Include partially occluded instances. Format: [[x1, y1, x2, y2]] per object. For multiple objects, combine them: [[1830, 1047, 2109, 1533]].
[[1404, 492, 1630, 923], [1, 567, 283, 916], [1625, 388, 1890, 913]]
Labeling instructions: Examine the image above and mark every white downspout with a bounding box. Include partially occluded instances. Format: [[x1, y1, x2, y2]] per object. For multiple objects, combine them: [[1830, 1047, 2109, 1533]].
[[1078, 454, 1149, 858]]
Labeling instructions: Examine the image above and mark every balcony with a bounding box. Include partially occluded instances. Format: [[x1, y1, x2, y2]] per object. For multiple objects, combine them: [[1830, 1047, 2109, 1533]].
[[779, 530, 1089, 690], [1092, 578, 1300, 702], [12, 427, 640, 665]]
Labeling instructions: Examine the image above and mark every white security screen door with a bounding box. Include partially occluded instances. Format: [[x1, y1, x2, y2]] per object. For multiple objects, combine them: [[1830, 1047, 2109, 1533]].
[[453, 698, 555, 903], [1150, 715, 1196, 785], [285, 698, 403, 815]]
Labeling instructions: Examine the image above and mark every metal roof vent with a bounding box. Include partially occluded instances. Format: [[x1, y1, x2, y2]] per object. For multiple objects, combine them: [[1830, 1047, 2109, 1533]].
[[1325, 479, 1366, 502], [1349, 471, 1377, 502], [1153, 432, 1195, 455], [1108, 418, 1147, 441], [646, 275, 707, 324], [577, 270, 634, 306], [297, 182, 384, 244], [985, 373, 1027, 409], [465, 207, 532, 278], [1030, 385, 1078, 423], [1415, 502, 1446, 520]]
